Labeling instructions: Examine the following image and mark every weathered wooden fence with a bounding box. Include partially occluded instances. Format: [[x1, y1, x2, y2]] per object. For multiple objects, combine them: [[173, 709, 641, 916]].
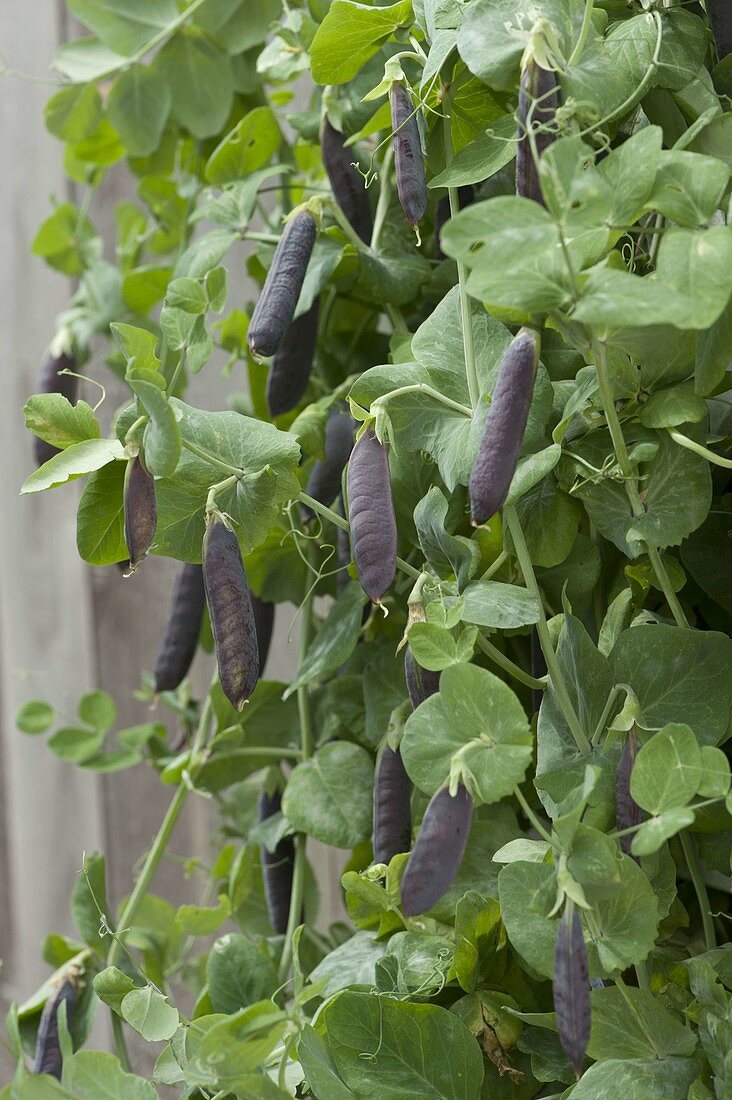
[[0, 5, 345, 1083]]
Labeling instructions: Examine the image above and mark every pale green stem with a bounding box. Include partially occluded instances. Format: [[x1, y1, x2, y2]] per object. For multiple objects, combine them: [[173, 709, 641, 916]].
[[567, 0, 595, 66], [591, 337, 689, 629], [370, 143, 394, 252], [297, 493, 422, 581], [443, 110, 479, 409], [476, 633, 547, 692], [244, 230, 282, 244], [373, 383, 472, 418], [108, 690, 214, 969], [679, 831, 717, 951], [111, 1013, 131, 1072], [206, 475, 240, 514], [669, 430, 732, 469], [181, 437, 242, 476], [478, 549, 508, 582], [504, 506, 590, 754], [513, 785, 554, 844]]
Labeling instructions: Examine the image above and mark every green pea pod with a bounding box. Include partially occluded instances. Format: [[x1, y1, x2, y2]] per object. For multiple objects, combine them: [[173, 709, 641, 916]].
[[516, 60, 558, 205], [469, 327, 540, 525], [203, 517, 259, 710]]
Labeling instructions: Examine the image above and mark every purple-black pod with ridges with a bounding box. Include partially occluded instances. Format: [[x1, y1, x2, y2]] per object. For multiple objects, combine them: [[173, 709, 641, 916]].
[[469, 327, 540, 525], [203, 518, 259, 710], [124, 456, 157, 570], [153, 564, 206, 693], [33, 351, 78, 467], [553, 906, 590, 1076], [250, 592, 274, 678], [347, 427, 397, 603], [401, 783, 473, 916], [266, 299, 320, 418], [708, 0, 732, 59], [615, 730, 643, 857], [390, 82, 427, 229], [248, 211, 317, 359], [303, 405, 355, 520], [373, 745, 412, 865], [258, 787, 295, 935], [516, 60, 559, 205], [404, 647, 441, 710], [321, 118, 373, 243], [33, 978, 76, 1079]]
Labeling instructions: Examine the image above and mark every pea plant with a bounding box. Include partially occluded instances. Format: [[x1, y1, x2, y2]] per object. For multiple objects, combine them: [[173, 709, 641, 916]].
[[7, 0, 732, 1096]]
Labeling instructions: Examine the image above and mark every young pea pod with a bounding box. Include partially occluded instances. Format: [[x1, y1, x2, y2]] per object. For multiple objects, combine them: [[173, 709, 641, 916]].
[[708, 0, 732, 59], [347, 427, 397, 603], [247, 211, 317, 359], [33, 976, 77, 1079], [266, 300, 320, 418], [258, 787, 295, 935], [373, 745, 412, 865], [250, 592, 274, 678], [469, 327, 540, 525], [33, 351, 78, 466], [321, 119, 373, 243], [302, 404, 355, 520], [153, 564, 206, 694], [516, 59, 558, 205], [404, 647, 441, 709], [401, 783, 473, 916], [390, 82, 427, 230], [553, 906, 590, 1077], [203, 518, 259, 710], [615, 729, 643, 857], [124, 456, 157, 571]]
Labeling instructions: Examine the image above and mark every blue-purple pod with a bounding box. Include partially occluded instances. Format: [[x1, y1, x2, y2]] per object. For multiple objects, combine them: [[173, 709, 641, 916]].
[[153, 563, 206, 693], [390, 82, 427, 229], [553, 906, 590, 1076], [248, 211, 317, 359], [373, 745, 412, 865], [516, 60, 558, 205], [401, 784, 473, 917], [347, 428, 397, 603], [203, 518, 259, 710]]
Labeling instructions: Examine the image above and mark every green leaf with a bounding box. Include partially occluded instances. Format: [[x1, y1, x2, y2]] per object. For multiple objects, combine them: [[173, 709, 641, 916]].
[[121, 986, 179, 1042], [48, 726, 105, 763], [44, 83, 102, 142], [697, 745, 731, 799], [207, 933, 279, 1013], [195, 0, 282, 54], [453, 891, 501, 993], [16, 700, 55, 735], [457, 0, 580, 90], [93, 967, 137, 1015], [205, 107, 281, 185], [70, 850, 110, 956], [64, 1050, 158, 1099], [52, 36, 126, 82], [611, 625, 732, 745], [77, 459, 126, 566], [282, 741, 374, 847], [78, 690, 116, 732], [298, 1026, 357, 1100], [284, 583, 367, 697], [176, 894, 231, 935], [429, 114, 516, 188], [309, 932, 387, 999], [22, 439, 123, 495], [406, 622, 467, 672], [569, 1056, 698, 1100], [680, 497, 732, 615], [157, 27, 234, 139], [645, 150, 730, 227], [630, 723, 702, 813], [413, 487, 478, 586], [638, 384, 707, 428], [184, 1003, 288, 1091], [32, 202, 98, 276], [310, 0, 414, 84], [460, 581, 541, 630], [107, 64, 172, 156], [24, 394, 100, 451], [587, 985, 697, 1060], [631, 807, 696, 857], [165, 276, 208, 314], [68, 0, 178, 56], [401, 663, 532, 803]]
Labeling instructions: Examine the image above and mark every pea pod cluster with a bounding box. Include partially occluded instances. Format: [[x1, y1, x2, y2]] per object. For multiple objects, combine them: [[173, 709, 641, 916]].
[[469, 327, 540, 524], [153, 564, 206, 694], [203, 517, 259, 710], [401, 783, 473, 917], [516, 59, 559, 205], [247, 211, 317, 359], [321, 118, 373, 243], [390, 82, 427, 230], [553, 906, 590, 1076], [346, 427, 397, 603], [123, 455, 157, 571], [33, 351, 78, 467]]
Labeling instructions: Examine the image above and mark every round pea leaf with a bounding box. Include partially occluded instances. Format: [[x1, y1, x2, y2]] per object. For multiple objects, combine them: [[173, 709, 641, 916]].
[[283, 742, 374, 848], [629, 723, 702, 814], [400, 663, 532, 804]]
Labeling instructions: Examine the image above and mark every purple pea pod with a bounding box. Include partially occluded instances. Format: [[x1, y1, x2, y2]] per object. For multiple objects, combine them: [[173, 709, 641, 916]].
[[124, 455, 157, 571], [516, 59, 559, 205], [321, 118, 373, 243], [33, 351, 78, 466], [302, 404, 355, 521], [390, 82, 427, 230], [153, 563, 206, 693], [707, 0, 732, 59], [401, 783, 473, 917], [615, 729, 643, 857], [248, 211, 317, 359], [258, 786, 296, 935], [250, 591, 275, 679], [266, 299, 320, 418], [347, 427, 397, 603], [33, 976, 77, 1079], [203, 518, 259, 711], [404, 647, 441, 710], [373, 745, 412, 865], [553, 906, 590, 1077]]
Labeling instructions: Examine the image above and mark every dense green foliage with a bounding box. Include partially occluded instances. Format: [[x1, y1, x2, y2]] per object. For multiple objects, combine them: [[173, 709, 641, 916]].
[[7, 0, 732, 1096]]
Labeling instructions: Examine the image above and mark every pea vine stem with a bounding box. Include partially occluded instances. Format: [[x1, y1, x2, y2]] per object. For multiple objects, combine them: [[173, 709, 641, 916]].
[[107, 685, 215, 970], [442, 107, 480, 409], [370, 142, 394, 252], [278, 542, 316, 986], [504, 505, 590, 754], [591, 336, 689, 629], [567, 0, 595, 66], [679, 831, 717, 951]]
